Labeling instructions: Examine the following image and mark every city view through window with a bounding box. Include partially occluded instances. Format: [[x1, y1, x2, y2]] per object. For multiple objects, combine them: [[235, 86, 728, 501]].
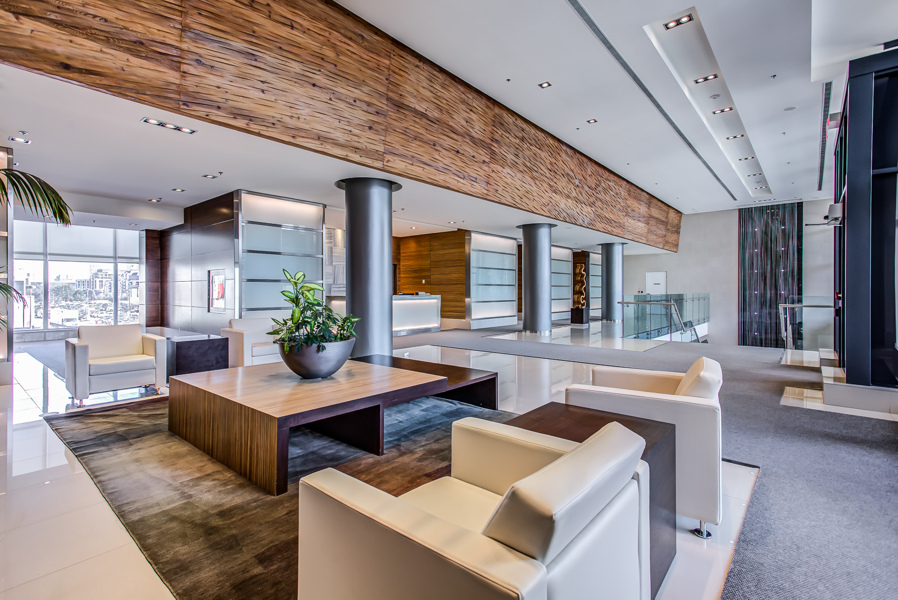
[[13, 221, 141, 330]]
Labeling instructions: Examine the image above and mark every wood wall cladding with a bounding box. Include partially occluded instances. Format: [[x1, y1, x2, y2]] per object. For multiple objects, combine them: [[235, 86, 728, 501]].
[[0, 0, 681, 251], [396, 230, 466, 319]]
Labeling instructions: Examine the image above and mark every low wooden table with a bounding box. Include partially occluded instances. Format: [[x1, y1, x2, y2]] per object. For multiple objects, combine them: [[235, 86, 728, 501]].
[[352, 355, 498, 409], [168, 360, 447, 495], [506, 402, 676, 600]]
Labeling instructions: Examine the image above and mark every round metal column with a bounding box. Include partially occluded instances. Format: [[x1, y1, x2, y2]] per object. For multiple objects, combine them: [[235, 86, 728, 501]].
[[601, 242, 623, 321], [336, 177, 401, 357], [518, 223, 555, 334]]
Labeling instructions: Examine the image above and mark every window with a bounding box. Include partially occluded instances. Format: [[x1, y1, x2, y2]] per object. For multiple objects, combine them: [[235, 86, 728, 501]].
[[12, 221, 143, 331]]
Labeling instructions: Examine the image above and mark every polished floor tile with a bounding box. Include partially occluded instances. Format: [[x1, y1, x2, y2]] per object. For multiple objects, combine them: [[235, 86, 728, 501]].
[[780, 386, 896, 421], [489, 321, 668, 352], [780, 349, 820, 367]]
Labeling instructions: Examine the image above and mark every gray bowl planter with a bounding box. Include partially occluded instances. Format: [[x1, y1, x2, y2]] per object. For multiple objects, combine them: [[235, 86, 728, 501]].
[[278, 338, 356, 379]]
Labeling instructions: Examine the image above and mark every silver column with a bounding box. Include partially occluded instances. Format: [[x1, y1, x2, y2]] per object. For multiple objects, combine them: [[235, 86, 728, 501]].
[[518, 223, 555, 334], [601, 242, 623, 321], [336, 177, 401, 357]]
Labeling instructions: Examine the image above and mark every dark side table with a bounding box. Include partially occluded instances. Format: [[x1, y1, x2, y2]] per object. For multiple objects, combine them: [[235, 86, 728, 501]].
[[506, 402, 676, 600], [146, 327, 229, 380]]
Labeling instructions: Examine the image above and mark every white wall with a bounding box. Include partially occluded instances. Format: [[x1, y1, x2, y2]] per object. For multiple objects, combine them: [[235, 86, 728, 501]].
[[624, 210, 739, 345], [801, 199, 835, 349]]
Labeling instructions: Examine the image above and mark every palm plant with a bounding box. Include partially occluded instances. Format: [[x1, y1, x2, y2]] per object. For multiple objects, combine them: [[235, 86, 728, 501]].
[[1, 168, 73, 329]]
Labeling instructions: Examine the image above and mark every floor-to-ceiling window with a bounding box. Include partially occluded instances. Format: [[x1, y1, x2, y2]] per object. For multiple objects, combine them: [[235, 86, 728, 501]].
[[13, 221, 141, 338]]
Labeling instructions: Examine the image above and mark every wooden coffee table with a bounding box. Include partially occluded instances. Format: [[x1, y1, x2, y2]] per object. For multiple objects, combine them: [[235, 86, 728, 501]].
[[506, 402, 676, 600], [168, 360, 448, 495]]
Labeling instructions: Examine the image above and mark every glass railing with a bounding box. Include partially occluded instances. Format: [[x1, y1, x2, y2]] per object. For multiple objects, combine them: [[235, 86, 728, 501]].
[[779, 295, 834, 351], [621, 293, 710, 341]]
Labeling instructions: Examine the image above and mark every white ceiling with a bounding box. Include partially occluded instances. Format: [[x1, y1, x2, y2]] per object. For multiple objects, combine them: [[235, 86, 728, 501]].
[[2, 0, 894, 254], [338, 0, 895, 213], [0, 62, 649, 252]]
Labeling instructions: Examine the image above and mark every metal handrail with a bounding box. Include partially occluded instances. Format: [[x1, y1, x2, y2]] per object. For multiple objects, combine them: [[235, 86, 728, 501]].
[[618, 300, 699, 342], [778, 303, 834, 350]]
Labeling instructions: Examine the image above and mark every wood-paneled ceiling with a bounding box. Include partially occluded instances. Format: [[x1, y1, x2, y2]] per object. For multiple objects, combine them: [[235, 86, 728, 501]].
[[0, 0, 681, 251]]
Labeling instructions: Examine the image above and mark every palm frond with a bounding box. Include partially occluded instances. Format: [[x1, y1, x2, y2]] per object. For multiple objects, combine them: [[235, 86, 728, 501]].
[[1, 168, 72, 225], [0, 279, 25, 331]]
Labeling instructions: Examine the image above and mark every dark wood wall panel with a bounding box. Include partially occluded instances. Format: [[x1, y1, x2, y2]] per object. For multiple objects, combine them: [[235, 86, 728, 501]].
[[429, 230, 466, 319], [0, 0, 681, 251], [398, 235, 431, 295]]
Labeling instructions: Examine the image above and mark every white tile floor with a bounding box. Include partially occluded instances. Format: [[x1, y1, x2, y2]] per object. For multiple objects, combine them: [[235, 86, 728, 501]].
[[1, 355, 174, 598], [489, 321, 669, 352], [2, 342, 757, 599]]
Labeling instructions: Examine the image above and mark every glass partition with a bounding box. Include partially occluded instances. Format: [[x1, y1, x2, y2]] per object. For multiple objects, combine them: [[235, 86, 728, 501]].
[[589, 251, 602, 319], [550, 246, 573, 320], [779, 295, 834, 351], [622, 293, 710, 341], [468, 232, 517, 328]]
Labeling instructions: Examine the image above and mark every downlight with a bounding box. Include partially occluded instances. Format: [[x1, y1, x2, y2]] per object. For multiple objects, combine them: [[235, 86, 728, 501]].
[[142, 117, 196, 134]]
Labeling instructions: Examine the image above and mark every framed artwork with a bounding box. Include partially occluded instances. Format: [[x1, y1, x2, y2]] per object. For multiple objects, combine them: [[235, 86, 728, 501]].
[[208, 269, 226, 313]]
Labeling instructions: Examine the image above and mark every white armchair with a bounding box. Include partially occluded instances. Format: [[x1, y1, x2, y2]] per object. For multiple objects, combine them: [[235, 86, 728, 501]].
[[220, 318, 279, 367], [64, 324, 166, 402], [299, 418, 651, 600], [565, 357, 723, 538]]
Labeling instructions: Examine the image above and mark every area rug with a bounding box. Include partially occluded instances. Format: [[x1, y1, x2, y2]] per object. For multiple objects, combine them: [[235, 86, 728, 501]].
[[44, 396, 515, 599]]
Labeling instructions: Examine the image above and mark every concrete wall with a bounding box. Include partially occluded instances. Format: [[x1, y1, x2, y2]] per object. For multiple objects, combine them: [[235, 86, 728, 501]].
[[624, 209, 739, 345], [801, 199, 835, 349], [624, 201, 836, 347]]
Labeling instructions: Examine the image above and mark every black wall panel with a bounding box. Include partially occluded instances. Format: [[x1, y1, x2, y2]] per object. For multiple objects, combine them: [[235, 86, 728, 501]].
[[738, 203, 803, 347]]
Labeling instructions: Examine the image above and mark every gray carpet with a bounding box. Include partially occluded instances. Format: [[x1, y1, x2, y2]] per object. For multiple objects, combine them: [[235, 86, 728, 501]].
[[395, 328, 898, 600], [45, 395, 515, 599]]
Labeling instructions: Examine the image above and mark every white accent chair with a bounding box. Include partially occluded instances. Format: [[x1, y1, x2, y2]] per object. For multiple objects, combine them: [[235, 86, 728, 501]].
[[64, 324, 166, 402], [565, 356, 723, 538], [298, 418, 651, 600], [220, 318, 279, 367]]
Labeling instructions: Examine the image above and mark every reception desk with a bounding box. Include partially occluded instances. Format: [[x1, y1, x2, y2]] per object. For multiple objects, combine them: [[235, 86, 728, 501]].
[[328, 295, 441, 336]]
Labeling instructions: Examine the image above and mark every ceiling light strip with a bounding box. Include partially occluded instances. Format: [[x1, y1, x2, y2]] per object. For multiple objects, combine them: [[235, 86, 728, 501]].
[[564, 0, 737, 202], [817, 81, 832, 192]]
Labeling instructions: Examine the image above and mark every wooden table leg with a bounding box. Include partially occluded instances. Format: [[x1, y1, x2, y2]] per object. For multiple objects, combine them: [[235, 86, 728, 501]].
[[275, 426, 290, 495], [308, 404, 385, 455], [435, 376, 499, 410]]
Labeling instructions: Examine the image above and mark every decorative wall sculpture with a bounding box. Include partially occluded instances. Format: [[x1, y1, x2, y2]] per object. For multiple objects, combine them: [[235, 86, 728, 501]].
[[738, 203, 803, 347]]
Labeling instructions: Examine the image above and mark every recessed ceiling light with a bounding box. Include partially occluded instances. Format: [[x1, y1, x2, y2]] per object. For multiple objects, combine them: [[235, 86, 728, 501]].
[[754, 186, 769, 190], [148, 198, 161, 203], [129, 223, 138, 227], [738, 156, 755, 161], [410, 226, 417, 230], [12, 162, 19, 167], [448, 221, 456, 224], [8, 136, 30, 144], [747, 173, 762, 177], [538, 81, 552, 89], [17, 130, 28, 135], [202, 174, 218, 179], [664, 14, 693, 29], [172, 188, 185, 192], [141, 117, 196, 134], [694, 74, 718, 84], [586, 119, 597, 124], [712, 107, 734, 115], [726, 134, 744, 140]]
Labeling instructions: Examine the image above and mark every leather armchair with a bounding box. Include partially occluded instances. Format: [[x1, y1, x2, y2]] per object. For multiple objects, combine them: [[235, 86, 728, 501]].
[[220, 317, 279, 367], [64, 324, 166, 401], [565, 357, 723, 538], [299, 418, 650, 600]]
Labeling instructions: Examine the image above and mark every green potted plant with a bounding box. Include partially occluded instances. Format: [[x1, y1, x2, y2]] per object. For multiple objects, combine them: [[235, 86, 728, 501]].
[[269, 269, 359, 379]]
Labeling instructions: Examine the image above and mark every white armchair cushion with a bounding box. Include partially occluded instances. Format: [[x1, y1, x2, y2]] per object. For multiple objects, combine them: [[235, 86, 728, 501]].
[[251, 342, 279, 357], [675, 357, 723, 399], [299, 468, 547, 600], [77, 324, 143, 359], [591, 364, 683, 395], [400, 476, 502, 533], [451, 418, 578, 496], [89, 354, 156, 376], [482, 422, 645, 564]]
